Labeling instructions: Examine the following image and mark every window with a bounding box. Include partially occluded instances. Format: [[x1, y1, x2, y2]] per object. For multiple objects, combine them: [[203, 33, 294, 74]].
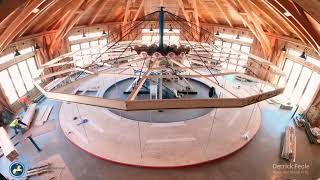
[[0, 46, 34, 65], [69, 38, 107, 67], [213, 37, 251, 72], [0, 47, 39, 104], [0, 70, 18, 104], [299, 73, 320, 109], [278, 58, 320, 110], [8, 65, 27, 97], [18, 61, 34, 91]]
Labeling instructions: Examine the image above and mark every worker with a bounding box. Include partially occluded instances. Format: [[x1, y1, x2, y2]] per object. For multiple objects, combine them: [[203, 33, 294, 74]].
[[18, 95, 29, 111], [9, 117, 27, 135], [209, 86, 217, 98]]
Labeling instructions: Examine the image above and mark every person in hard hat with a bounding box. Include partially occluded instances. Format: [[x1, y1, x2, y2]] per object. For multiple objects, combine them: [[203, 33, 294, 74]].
[[18, 95, 29, 112], [9, 117, 27, 135], [209, 86, 217, 98]]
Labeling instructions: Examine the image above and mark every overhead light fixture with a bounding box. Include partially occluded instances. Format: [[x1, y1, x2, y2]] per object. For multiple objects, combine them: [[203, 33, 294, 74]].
[[14, 48, 21, 57], [215, 31, 220, 36], [281, 46, 287, 52], [300, 48, 307, 59], [235, 34, 240, 39], [149, 25, 153, 32], [102, 30, 107, 35], [169, 24, 173, 32], [32, 8, 40, 14]]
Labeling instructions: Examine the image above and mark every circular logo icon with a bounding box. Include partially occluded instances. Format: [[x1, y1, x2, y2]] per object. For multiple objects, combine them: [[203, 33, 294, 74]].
[[9, 161, 25, 178]]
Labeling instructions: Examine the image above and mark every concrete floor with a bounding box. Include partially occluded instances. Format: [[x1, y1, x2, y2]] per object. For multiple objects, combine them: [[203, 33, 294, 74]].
[[1, 99, 320, 180]]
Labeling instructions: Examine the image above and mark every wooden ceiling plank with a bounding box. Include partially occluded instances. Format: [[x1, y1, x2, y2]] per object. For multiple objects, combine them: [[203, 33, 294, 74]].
[[132, 0, 144, 22], [61, 0, 99, 37], [88, 0, 109, 25], [191, 0, 200, 28], [0, 8, 21, 31], [0, 0, 46, 52], [213, 0, 233, 27], [225, 0, 269, 55], [247, 0, 289, 35], [177, 0, 191, 22], [236, 0, 272, 56], [263, 0, 320, 53], [50, 0, 87, 51], [17, 0, 59, 38], [197, 0, 218, 24], [122, 0, 131, 27]]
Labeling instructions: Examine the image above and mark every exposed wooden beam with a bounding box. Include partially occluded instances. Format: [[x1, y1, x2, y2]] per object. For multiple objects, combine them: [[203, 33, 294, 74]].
[[122, 0, 131, 27], [263, 0, 320, 54], [132, 0, 144, 22], [197, 0, 218, 24], [127, 58, 153, 101], [177, 0, 190, 22], [233, 0, 272, 56], [291, 0, 320, 23], [192, 0, 200, 28], [88, 0, 109, 25], [16, 0, 59, 38], [213, 0, 233, 27], [0, 0, 46, 53], [29, 0, 72, 33], [247, 0, 290, 35]]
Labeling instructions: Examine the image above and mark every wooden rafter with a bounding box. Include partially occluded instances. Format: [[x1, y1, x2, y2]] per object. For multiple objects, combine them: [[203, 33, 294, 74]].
[[88, 0, 109, 25], [191, 0, 200, 28], [214, 0, 233, 27], [50, 0, 99, 52], [262, 0, 320, 54], [177, 0, 190, 22], [247, 0, 290, 36], [16, 0, 59, 38], [0, 0, 46, 53], [132, 0, 144, 22], [123, 0, 131, 27], [197, 0, 218, 24], [229, 0, 272, 56], [127, 57, 153, 101], [30, 0, 71, 33]]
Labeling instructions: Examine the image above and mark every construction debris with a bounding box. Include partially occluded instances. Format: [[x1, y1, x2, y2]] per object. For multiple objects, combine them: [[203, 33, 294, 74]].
[[26, 163, 52, 179], [281, 126, 296, 162]]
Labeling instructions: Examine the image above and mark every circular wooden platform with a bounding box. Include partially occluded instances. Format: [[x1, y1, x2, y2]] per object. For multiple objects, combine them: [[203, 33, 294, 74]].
[[59, 102, 261, 167]]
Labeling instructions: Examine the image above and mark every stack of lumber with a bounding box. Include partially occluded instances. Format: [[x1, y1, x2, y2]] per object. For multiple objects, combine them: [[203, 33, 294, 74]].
[[21, 103, 37, 129], [0, 127, 18, 161], [34, 105, 53, 126], [281, 126, 296, 162]]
